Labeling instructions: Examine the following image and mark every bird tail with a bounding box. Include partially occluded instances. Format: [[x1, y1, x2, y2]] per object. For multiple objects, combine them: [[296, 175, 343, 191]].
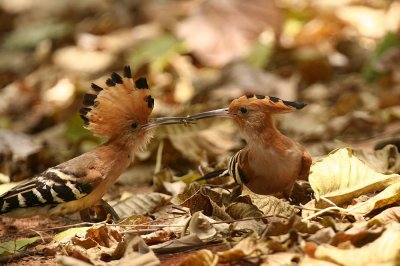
[[80, 66, 155, 140]]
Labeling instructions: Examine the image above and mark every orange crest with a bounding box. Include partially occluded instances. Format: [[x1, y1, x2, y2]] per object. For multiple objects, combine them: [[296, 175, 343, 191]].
[[229, 95, 306, 114], [80, 66, 154, 139]]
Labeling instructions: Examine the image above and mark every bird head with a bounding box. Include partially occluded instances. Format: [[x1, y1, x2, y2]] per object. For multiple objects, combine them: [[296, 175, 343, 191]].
[[189, 94, 306, 136], [80, 66, 192, 147]]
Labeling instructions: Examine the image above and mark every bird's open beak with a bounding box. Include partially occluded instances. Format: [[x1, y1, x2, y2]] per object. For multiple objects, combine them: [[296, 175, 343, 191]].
[[144, 116, 195, 129], [188, 108, 231, 120]]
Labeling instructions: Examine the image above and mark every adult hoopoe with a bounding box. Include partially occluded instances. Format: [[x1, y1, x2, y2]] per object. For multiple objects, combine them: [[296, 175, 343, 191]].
[[0, 66, 191, 218], [190, 95, 312, 198]]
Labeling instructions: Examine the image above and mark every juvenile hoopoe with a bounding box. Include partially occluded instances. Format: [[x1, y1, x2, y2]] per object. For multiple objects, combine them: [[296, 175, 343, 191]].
[[190, 95, 312, 198], [0, 66, 191, 218]]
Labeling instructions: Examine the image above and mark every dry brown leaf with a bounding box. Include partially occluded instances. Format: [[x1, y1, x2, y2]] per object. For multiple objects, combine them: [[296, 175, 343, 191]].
[[54, 224, 125, 265], [188, 212, 217, 241], [242, 187, 298, 218], [113, 236, 160, 266], [218, 235, 268, 263], [315, 223, 400, 266], [112, 192, 171, 219], [179, 249, 218, 266], [367, 206, 400, 226], [150, 234, 205, 254], [354, 144, 400, 174], [225, 202, 264, 220], [309, 148, 400, 207]]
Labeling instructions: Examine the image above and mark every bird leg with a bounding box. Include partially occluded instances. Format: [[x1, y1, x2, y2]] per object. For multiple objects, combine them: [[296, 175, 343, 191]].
[[79, 199, 120, 222]]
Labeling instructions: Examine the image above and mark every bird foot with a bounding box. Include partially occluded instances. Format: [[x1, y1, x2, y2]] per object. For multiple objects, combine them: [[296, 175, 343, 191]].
[[79, 199, 120, 222]]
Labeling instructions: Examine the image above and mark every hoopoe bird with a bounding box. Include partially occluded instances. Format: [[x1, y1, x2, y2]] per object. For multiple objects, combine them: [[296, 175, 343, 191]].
[[190, 95, 312, 198], [0, 66, 191, 218]]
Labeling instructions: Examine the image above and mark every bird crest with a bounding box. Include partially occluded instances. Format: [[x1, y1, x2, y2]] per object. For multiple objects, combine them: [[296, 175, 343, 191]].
[[80, 66, 155, 140], [232, 95, 307, 113]]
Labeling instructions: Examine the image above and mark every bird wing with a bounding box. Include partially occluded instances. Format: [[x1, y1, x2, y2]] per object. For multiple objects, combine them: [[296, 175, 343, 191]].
[[0, 166, 96, 214], [298, 150, 312, 181]]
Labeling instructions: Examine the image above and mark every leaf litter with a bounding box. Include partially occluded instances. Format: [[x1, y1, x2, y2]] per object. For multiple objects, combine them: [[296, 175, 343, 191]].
[[1, 0, 400, 265]]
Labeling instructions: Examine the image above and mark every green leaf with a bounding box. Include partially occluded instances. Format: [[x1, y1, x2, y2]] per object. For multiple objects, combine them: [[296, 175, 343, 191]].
[[128, 33, 186, 74], [362, 32, 400, 82], [0, 237, 38, 256]]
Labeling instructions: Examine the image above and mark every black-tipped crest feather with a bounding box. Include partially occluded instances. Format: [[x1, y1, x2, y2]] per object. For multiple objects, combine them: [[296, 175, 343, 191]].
[[135, 77, 148, 89], [83, 94, 97, 106], [111, 72, 123, 84], [123, 66, 132, 78], [106, 78, 115, 87]]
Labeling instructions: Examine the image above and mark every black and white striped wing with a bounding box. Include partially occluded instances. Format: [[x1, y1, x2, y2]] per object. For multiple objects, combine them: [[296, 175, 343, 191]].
[[0, 168, 92, 214], [227, 150, 248, 185]]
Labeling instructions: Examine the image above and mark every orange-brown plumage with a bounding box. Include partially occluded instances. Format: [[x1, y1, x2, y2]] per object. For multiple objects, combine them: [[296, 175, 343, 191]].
[[191, 95, 311, 198]]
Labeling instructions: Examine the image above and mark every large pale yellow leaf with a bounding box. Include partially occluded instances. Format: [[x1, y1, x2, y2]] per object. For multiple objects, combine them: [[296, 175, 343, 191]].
[[348, 182, 400, 216], [315, 223, 400, 266], [309, 148, 400, 205]]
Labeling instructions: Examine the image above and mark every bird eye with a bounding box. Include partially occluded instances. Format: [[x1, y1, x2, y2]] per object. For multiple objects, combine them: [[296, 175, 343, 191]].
[[240, 107, 248, 114], [131, 122, 138, 129]]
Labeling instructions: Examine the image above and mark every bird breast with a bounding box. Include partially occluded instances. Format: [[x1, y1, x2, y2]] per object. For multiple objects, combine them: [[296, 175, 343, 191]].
[[244, 145, 303, 195]]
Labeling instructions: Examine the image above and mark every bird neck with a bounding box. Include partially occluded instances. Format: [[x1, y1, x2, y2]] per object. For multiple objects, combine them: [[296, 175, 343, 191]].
[[244, 114, 293, 151], [94, 140, 132, 172]]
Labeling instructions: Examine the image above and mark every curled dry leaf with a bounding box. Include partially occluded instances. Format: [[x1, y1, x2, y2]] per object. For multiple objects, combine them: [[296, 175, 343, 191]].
[[354, 144, 400, 174], [188, 211, 217, 241], [347, 182, 400, 216], [242, 187, 298, 218], [218, 235, 268, 263], [309, 148, 400, 208], [178, 249, 218, 266], [225, 202, 263, 220], [315, 223, 400, 266], [112, 192, 171, 219], [367, 206, 400, 226], [55, 224, 124, 265]]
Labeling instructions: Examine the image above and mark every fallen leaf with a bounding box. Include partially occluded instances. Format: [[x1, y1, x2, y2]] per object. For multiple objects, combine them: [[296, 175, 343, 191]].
[[242, 187, 298, 218], [309, 148, 400, 206], [188, 212, 217, 241], [354, 144, 400, 174], [218, 235, 268, 263], [179, 249, 218, 266], [225, 202, 263, 220], [0, 237, 38, 256], [347, 182, 400, 215], [112, 192, 171, 219], [150, 234, 205, 254], [315, 223, 400, 266], [367, 206, 400, 226]]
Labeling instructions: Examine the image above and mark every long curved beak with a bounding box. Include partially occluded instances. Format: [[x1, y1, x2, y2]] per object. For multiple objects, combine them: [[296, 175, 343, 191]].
[[144, 116, 195, 130], [188, 108, 231, 120]]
